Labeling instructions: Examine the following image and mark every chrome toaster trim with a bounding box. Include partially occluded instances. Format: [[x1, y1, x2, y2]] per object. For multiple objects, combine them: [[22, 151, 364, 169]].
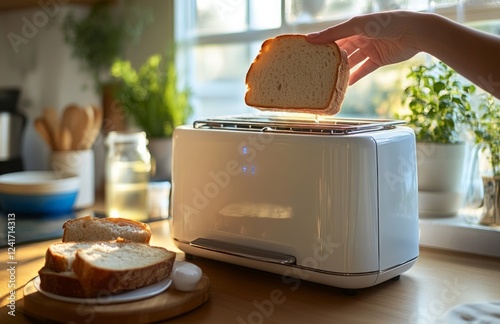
[[189, 237, 297, 265], [177, 238, 417, 278]]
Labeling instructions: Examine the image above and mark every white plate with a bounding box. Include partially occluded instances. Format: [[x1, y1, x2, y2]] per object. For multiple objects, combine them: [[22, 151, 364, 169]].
[[33, 276, 171, 304]]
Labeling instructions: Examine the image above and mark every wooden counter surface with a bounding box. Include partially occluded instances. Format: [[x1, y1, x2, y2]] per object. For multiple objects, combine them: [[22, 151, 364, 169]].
[[1, 219, 500, 323]]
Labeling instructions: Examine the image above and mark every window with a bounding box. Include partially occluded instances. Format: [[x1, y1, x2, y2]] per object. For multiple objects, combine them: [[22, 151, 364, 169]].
[[174, 0, 500, 121]]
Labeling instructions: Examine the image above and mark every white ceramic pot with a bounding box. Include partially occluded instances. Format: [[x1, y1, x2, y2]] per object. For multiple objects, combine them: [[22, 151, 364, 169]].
[[148, 137, 172, 181], [416, 142, 467, 217]]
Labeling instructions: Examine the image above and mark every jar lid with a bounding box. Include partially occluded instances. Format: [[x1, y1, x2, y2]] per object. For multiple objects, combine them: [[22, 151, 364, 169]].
[[105, 131, 148, 146]]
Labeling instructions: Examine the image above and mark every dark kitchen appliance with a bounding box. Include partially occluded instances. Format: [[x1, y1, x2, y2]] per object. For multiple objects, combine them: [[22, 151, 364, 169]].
[[0, 88, 25, 175]]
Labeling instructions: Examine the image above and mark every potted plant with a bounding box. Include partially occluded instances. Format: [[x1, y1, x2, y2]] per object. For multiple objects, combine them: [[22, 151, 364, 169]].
[[62, 1, 152, 131], [472, 93, 500, 225], [397, 61, 476, 217], [110, 53, 192, 181]]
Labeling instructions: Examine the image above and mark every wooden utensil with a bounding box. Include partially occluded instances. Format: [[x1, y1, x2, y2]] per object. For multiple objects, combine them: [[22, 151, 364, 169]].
[[34, 117, 54, 149], [72, 108, 90, 150], [85, 105, 103, 149], [42, 107, 60, 150], [59, 127, 72, 151], [80, 105, 94, 149], [61, 104, 82, 150]]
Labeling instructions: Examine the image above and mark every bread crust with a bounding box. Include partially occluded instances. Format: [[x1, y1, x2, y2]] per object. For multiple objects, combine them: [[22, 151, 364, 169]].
[[62, 216, 152, 244], [44, 242, 94, 272], [38, 267, 87, 298], [245, 34, 349, 115]]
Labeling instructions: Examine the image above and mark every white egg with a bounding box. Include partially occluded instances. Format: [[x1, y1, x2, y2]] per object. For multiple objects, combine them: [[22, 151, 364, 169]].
[[171, 261, 202, 292]]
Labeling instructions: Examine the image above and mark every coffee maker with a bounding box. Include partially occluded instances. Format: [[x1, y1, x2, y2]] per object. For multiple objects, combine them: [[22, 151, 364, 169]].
[[0, 88, 25, 175]]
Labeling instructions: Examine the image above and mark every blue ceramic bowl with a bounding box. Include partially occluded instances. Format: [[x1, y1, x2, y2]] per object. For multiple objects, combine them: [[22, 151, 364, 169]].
[[0, 171, 80, 215]]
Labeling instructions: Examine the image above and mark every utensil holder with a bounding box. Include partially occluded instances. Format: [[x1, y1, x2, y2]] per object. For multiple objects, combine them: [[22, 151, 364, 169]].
[[50, 150, 95, 209]]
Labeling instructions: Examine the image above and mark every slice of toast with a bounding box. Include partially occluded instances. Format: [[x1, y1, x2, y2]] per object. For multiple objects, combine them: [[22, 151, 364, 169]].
[[245, 34, 349, 115], [62, 216, 151, 244]]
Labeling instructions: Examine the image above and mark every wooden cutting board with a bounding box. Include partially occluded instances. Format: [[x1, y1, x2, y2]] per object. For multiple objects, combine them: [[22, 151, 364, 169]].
[[22, 274, 210, 323]]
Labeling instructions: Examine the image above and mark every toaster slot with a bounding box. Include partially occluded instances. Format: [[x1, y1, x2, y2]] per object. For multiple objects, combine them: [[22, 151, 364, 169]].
[[190, 238, 296, 265]]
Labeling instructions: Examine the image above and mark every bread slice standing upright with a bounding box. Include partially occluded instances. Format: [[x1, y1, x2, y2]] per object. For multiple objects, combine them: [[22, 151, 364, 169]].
[[245, 34, 349, 115]]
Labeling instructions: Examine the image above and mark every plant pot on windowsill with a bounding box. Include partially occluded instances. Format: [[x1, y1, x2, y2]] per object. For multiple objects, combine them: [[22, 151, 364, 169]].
[[479, 176, 500, 226], [473, 93, 500, 226], [417, 142, 468, 217], [396, 61, 477, 218]]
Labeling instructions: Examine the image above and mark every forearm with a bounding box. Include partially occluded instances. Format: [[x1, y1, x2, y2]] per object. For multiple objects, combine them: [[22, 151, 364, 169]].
[[417, 13, 500, 98]]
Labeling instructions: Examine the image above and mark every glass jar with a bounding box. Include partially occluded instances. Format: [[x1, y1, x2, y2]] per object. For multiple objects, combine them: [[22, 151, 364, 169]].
[[105, 131, 151, 221]]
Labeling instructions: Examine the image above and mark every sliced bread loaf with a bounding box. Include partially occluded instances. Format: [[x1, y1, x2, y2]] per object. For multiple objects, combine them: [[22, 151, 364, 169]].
[[72, 242, 175, 297], [62, 216, 151, 243], [245, 34, 349, 115], [40, 241, 175, 298]]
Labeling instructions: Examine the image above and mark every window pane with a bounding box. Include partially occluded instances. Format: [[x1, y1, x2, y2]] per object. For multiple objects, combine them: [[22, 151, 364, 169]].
[[194, 43, 251, 83], [196, 0, 248, 35], [286, 0, 369, 24], [249, 0, 282, 30], [285, 0, 434, 24]]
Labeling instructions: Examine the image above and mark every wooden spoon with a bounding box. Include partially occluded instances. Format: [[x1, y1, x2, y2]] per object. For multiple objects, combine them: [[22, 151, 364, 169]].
[[61, 104, 82, 150], [43, 107, 59, 150], [59, 127, 72, 151], [85, 105, 103, 149], [34, 117, 55, 150], [73, 108, 90, 150], [80, 105, 95, 149]]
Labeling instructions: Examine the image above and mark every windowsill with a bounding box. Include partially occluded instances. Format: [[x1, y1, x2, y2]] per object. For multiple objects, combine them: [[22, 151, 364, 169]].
[[419, 208, 500, 258]]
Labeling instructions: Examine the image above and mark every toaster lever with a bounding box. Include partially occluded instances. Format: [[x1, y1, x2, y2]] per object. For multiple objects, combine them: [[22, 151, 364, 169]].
[[190, 238, 296, 265]]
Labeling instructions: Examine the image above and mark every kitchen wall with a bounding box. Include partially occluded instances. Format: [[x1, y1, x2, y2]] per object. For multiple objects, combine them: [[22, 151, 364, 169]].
[[0, 0, 174, 185]]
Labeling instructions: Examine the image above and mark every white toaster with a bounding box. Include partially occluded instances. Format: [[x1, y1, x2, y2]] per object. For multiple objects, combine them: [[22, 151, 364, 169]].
[[171, 114, 419, 290]]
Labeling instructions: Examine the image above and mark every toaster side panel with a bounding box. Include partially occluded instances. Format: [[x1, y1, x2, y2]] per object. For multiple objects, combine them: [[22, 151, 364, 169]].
[[171, 126, 380, 274], [375, 127, 420, 270]]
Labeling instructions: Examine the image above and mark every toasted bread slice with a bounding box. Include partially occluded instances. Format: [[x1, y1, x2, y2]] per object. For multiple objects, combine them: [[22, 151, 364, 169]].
[[245, 34, 349, 115]]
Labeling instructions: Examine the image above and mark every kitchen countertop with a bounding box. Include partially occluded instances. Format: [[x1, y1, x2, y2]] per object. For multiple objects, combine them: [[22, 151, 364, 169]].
[[1, 218, 500, 323]]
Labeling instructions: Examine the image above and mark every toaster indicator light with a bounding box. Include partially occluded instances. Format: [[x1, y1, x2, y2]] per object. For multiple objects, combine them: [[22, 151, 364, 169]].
[[241, 165, 256, 174], [242, 146, 248, 155]]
